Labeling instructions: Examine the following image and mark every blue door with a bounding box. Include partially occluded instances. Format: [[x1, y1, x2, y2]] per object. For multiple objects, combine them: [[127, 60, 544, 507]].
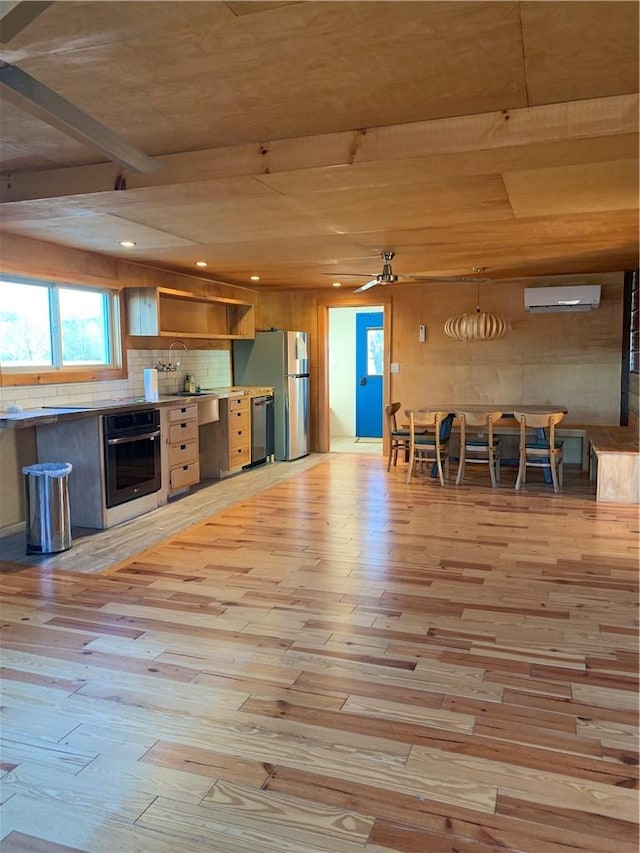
[[355, 311, 383, 437]]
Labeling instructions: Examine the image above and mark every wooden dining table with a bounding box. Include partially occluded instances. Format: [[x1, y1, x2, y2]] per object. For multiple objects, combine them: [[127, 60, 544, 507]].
[[404, 404, 569, 483]]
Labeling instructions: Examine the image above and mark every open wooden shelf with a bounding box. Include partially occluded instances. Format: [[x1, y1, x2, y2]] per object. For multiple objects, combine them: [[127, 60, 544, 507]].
[[126, 287, 255, 340]]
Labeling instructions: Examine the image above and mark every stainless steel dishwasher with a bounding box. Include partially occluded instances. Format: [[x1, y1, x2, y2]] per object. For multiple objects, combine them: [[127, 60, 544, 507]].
[[248, 394, 274, 466]]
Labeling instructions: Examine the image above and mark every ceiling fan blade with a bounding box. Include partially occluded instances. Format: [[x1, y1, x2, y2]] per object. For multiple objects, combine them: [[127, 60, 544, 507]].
[[0, 1, 52, 43], [354, 278, 380, 293], [404, 275, 492, 283], [0, 60, 163, 174], [321, 272, 376, 278]]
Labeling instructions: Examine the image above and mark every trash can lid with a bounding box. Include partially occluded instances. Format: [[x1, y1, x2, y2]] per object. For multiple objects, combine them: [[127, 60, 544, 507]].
[[22, 462, 73, 477]]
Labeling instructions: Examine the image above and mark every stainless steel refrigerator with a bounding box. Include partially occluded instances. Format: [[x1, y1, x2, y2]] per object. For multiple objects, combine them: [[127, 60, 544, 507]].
[[233, 330, 309, 461]]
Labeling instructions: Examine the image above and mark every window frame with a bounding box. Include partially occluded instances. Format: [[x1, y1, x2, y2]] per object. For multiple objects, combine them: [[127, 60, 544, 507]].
[[0, 275, 127, 387]]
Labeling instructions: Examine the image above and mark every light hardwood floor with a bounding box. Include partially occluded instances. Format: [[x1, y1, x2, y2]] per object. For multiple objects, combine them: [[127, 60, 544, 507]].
[[0, 455, 638, 852]]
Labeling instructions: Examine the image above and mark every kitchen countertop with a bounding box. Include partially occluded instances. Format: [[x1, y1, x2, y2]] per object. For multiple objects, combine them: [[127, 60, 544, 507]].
[[0, 386, 273, 429]]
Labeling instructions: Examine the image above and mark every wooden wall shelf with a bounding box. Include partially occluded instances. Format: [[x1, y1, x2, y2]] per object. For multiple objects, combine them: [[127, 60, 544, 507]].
[[126, 287, 255, 340]]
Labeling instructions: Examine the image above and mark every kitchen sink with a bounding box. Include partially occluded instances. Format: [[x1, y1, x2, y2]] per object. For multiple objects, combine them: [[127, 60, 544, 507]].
[[170, 388, 243, 397]]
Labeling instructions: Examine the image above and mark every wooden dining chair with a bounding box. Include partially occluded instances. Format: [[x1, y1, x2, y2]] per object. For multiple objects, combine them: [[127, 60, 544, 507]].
[[455, 410, 503, 487], [406, 410, 450, 485], [513, 410, 565, 493], [385, 402, 411, 471]]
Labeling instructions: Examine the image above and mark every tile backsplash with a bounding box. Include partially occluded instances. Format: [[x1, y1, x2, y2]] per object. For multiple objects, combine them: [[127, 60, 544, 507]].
[[0, 348, 232, 411]]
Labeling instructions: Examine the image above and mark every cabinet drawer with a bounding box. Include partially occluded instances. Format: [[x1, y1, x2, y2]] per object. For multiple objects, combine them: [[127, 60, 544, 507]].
[[228, 396, 248, 414], [168, 439, 198, 468], [229, 444, 250, 468], [170, 461, 200, 491], [168, 419, 198, 444], [229, 426, 248, 449], [227, 409, 249, 429], [169, 404, 198, 423]]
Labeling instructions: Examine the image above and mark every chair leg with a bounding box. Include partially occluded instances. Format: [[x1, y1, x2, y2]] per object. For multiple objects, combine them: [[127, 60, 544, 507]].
[[496, 452, 501, 483], [515, 451, 525, 489], [488, 454, 496, 488], [387, 446, 393, 471], [549, 459, 560, 494], [444, 455, 450, 481], [559, 457, 564, 488], [406, 449, 414, 484], [455, 453, 465, 485]]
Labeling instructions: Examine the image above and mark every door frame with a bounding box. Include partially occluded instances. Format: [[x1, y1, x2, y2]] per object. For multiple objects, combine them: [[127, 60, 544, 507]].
[[317, 294, 392, 454]]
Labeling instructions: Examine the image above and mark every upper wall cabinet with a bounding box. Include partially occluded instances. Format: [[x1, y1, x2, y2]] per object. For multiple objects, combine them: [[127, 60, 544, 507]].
[[126, 287, 255, 339]]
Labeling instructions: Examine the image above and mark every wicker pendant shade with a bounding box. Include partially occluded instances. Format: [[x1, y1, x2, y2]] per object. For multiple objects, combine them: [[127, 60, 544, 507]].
[[444, 283, 509, 342], [444, 309, 509, 342]]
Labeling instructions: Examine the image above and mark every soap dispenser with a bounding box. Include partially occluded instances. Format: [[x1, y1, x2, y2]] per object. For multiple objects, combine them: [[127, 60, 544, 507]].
[[184, 374, 196, 393]]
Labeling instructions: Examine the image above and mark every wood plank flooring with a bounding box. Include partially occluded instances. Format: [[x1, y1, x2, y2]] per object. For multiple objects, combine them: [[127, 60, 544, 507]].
[[1, 456, 638, 852]]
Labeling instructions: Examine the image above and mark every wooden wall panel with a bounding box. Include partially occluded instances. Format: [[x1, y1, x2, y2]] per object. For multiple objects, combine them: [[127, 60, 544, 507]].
[[0, 430, 36, 531], [256, 272, 624, 452]]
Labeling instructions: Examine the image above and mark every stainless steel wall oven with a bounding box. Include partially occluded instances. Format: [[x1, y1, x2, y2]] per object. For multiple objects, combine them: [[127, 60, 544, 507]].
[[103, 409, 161, 508]]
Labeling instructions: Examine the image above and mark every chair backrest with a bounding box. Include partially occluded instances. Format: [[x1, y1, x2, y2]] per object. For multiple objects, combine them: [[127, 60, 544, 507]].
[[456, 410, 503, 447], [385, 402, 401, 433], [456, 410, 503, 429], [409, 410, 450, 446], [513, 410, 565, 446]]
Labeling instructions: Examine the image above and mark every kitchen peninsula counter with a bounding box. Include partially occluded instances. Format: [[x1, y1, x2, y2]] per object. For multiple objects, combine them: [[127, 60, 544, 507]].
[[0, 387, 271, 430]]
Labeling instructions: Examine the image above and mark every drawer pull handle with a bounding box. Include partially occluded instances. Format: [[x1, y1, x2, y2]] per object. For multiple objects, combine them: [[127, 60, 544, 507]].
[[181, 407, 187, 413], [180, 422, 187, 428], [182, 465, 188, 470], [180, 444, 186, 450]]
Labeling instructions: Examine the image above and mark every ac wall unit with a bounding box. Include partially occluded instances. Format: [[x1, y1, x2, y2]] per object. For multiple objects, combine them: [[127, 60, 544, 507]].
[[524, 285, 601, 313]]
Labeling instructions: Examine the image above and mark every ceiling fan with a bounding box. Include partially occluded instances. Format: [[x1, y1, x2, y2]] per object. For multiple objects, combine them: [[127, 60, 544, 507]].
[[326, 251, 491, 293], [0, 0, 161, 174]]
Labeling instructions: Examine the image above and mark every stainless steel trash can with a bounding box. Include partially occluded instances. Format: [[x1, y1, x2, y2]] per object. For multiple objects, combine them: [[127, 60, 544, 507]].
[[22, 462, 73, 554]]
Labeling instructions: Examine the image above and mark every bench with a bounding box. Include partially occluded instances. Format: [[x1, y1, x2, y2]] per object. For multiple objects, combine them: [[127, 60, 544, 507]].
[[586, 426, 639, 504]]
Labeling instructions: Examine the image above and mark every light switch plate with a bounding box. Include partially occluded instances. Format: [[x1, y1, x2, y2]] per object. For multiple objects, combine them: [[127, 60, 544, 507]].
[[390, 362, 400, 374]]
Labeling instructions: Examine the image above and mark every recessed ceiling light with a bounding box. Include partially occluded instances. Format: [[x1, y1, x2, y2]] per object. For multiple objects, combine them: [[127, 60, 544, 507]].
[[332, 281, 342, 287], [119, 240, 136, 248], [250, 275, 260, 281], [195, 261, 208, 267]]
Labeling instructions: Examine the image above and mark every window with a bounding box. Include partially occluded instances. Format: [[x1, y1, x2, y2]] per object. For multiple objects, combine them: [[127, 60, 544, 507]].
[[366, 327, 383, 376], [0, 276, 122, 379]]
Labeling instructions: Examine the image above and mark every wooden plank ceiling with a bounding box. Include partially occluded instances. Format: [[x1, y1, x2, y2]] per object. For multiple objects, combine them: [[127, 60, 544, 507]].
[[0, 0, 638, 291]]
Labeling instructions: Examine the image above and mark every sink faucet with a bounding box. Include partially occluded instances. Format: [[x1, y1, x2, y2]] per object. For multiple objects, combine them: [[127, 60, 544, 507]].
[[157, 340, 188, 372]]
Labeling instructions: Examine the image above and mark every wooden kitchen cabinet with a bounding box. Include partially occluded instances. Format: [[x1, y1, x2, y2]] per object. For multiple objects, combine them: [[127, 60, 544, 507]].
[[126, 287, 255, 339], [200, 395, 250, 479], [164, 403, 200, 496]]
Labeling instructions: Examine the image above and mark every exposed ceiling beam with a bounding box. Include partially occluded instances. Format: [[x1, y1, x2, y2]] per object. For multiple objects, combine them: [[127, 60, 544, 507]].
[[0, 61, 164, 175], [1, 94, 636, 205], [0, 0, 52, 43]]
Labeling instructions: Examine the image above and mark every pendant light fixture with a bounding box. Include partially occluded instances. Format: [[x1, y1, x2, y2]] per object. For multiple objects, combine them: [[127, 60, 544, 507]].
[[444, 282, 509, 342]]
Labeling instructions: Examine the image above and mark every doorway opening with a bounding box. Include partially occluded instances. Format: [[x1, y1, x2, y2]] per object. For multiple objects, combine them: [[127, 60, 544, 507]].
[[328, 305, 384, 454]]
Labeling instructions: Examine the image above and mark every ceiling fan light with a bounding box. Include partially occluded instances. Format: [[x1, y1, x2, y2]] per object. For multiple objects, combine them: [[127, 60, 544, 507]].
[[444, 311, 509, 342]]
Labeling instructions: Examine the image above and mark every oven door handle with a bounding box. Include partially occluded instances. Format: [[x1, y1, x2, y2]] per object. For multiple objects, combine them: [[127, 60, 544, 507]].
[[106, 430, 161, 446]]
